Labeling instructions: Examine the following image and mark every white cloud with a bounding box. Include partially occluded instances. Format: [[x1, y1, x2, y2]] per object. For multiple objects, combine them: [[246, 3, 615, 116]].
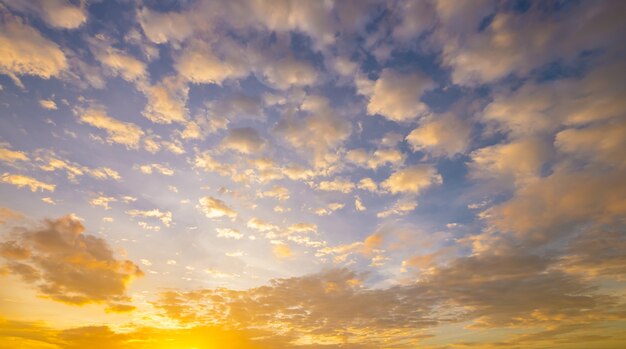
[[367, 69, 433, 122]]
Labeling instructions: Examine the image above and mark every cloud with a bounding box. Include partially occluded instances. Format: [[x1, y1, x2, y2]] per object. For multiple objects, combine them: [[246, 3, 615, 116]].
[[366, 68, 433, 122], [2, 249, 614, 347], [247, 218, 278, 232], [317, 178, 355, 193], [0, 145, 28, 164], [0, 11, 67, 83], [354, 196, 366, 211], [35, 153, 84, 182], [2, 0, 87, 29], [220, 127, 266, 154], [314, 202, 345, 216], [181, 94, 264, 140], [357, 177, 379, 192], [177, 41, 249, 85], [329, 55, 358, 76], [193, 152, 243, 181], [35, 151, 122, 183], [257, 185, 290, 201], [0, 320, 288, 349], [315, 231, 385, 263], [555, 118, 626, 169], [381, 165, 442, 195], [485, 166, 626, 244], [476, 44, 625, 140], [95, 47, 147, 82], [275, 95, 351, 168], [38, 99, 57, 110], [0, 207, 23, 225], [140, 76, 188, 124], [1, 173, 55, 192], [402, 253, 437, 270], [346, 147, 405, 169], [79, 108, 144, 149], [438, 1, 625, 85], [248, 0, 336, 48], [287, 223, 317, 234], [406, 113, 472, 157], [198, 197, 237, 220], [125, 209, 172, 227], [559, 229, 626, 279], [0, 215, 142, 310], [153, 268, 436, 346], [260, 55, 317, 90], [216, 228, 243, 240], [138, 221, 160, 232], [421, 252, 614, 329], [272, 243, 293, 259], [138, 163, 175, 176], [137, 7, 196, 44], [377, 198, 418, 218], [469, 138, 553, 183], [1, 3, 625, 348], [89, 196, 116, 210], [392, 0, 436, 41]]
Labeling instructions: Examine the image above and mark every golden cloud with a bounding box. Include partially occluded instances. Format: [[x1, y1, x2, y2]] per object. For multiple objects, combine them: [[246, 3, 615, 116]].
[[198, 196, 238, 220], [0, 11, 67, 83], [381, 165, 442, 195], [0, 215, 142, 310], [79, 108, 145, 149], [1, 173, 55, 192], [406, 112, 472, 157]]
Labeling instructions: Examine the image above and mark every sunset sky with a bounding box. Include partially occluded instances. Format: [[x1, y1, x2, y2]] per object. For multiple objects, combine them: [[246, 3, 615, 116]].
[[1, 0, 625, 348]]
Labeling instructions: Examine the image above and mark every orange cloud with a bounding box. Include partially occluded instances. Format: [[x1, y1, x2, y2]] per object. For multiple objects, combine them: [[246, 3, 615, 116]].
[[0, 215, 142, 311]]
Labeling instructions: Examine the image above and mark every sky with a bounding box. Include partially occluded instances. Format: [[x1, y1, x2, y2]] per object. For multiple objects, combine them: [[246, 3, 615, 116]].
[[0, 0, 625, 348]]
